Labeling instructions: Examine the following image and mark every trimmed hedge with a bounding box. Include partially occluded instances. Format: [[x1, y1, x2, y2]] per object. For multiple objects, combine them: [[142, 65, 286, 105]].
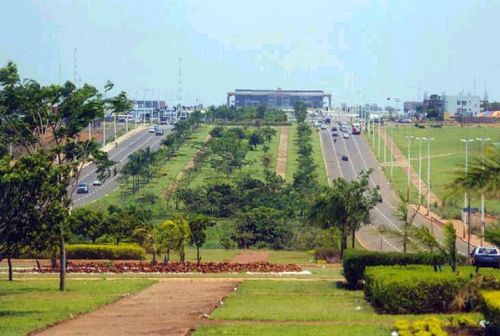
[[342, 250, 447, 288], [65, 244, 146, 260], [364, 265, 500, 314], [480, 291, 500, 335]]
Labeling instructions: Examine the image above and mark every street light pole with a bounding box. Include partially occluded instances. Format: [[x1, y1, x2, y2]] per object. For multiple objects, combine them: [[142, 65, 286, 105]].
[[383, 125, 387, 163], [460, 138, 474, 252], [476, 137, 490, 245], [378, 120, 381, 158], [405, 136, 414, 202], [390, 125, 394, 181], [415, 137, 423, 204], [423, 137, 434, 215]]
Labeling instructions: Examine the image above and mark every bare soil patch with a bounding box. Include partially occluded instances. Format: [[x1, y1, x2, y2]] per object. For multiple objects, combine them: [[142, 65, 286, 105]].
[[229, 250, 269, 264], [34, 279, 239, 336], [276, 126, 288, 178]]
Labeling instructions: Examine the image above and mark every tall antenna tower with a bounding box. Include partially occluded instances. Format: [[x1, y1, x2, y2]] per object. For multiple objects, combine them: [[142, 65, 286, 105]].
[[73, 47, 79, 86], [177, 57, 183, 106]]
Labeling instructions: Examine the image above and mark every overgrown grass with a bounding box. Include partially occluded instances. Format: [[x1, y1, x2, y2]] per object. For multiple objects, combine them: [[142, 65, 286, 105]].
[[286, 125, 298, 182], [311, 128, 329, 185], [0, 279, 155, 336]]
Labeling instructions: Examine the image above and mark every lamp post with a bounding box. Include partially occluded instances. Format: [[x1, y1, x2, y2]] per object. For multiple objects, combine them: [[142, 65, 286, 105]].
[[390, 125, 394, 181], [378, 120, 381, 158], [476, 137, 490, 245], [415, 137, 423, 204], [460, 138, 474, 255], [422, 137, 434, 215], [383, 125, 387, 163], [404, 136, 414, 202]]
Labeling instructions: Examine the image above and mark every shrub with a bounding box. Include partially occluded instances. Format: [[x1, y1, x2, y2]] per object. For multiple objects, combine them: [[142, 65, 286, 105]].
[[480, 291, 500, 335], [342, 250, 447, 288], [313, 248, 341, 263], [65, 244, 146, 260], [364, 265, 500, 314], [394, 317, 447, 336]]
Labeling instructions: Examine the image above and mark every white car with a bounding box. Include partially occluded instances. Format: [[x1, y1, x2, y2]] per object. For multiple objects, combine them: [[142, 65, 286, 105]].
[[92, 180, 102, 186], [320, 124, 327, 130], [343, 133, 349, 139], [148, 127, 156, 133]]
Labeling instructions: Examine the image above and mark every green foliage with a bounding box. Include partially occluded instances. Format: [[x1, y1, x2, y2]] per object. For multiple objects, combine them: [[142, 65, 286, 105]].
[[485, 224, 500, 247], [342, 250, 447, 288], [394, 317, 448, 336], [69, 208, 107, 243], [480, 291, 500, 335], [313, 248, 340, 263], [232, 207, 292, 249], [65, 243, 145, 260], [188, 214, 215, 264], [107, 205, 151, 245], [157, 217, 190, 263], [205, 105, 287, 123], [364, 265, 500, 314], [293, 101, 307, 123]]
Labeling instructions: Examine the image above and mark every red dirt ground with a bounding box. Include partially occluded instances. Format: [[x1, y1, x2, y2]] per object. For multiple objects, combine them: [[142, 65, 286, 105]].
[[229, 250, 269, 264]]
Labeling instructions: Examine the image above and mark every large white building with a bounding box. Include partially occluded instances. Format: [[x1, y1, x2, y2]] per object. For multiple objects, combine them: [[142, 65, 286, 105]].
[[442, 93, 480, 116]]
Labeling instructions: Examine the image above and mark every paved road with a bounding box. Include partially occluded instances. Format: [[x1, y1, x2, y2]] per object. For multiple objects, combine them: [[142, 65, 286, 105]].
[[72, 126, 172, 207], [319, 125, 471, 255]]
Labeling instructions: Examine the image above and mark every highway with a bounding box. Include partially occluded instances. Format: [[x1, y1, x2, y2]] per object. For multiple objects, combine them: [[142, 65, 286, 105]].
[[72, 126, 172, 207], [319, 124, 471, 255]]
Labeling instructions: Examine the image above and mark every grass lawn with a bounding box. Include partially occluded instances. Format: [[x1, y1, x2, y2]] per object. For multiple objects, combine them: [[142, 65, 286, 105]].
[[311, 128, 329, 186], [202, 280, 481, 335], [0, 279, 155, 336], [91, 124, 211, 211], [389, 125, 500, 214], [194, 324, 390, 336], [285, 125, 298, 182], [267, 250, 313, 264]]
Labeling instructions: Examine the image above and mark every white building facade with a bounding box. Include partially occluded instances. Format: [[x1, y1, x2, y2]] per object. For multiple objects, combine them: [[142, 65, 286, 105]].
[[442, 94, 480, 116]]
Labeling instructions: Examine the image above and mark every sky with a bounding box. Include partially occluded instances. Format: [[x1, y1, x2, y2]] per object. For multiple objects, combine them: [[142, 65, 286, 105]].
[[1, 0, 499, 106]]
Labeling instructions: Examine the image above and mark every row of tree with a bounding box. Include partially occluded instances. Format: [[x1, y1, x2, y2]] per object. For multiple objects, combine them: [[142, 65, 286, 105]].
[[205, 105, 287, 123]]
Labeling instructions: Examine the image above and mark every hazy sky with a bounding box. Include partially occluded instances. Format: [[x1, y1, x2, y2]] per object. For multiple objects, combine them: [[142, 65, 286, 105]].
[[1, 0, 499, 106]]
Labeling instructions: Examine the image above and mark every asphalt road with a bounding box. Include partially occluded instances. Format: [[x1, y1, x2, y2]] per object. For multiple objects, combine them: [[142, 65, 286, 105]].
[[72, 126, 172, 207], [319, 125, 471, 255]]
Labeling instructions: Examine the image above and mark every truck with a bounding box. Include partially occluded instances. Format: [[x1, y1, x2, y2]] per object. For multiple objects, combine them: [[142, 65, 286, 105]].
[[351, 123, 361, 135]]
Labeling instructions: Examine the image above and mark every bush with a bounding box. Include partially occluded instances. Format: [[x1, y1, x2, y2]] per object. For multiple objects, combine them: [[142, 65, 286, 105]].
[[313, 248, 341, 263], [394, 317, 447, 336], [65, 244, 146, 260], [480, 291, 500, 335], [364, 265, 500, 314], [342, 250, 447, 288]]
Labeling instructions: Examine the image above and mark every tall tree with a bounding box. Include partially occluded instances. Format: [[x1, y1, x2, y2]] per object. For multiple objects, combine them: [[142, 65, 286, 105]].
[[188, 215, 215, 265], [0, 62, 129, 290], [309, 171, 379, 257], [293, 101, 307, 122]]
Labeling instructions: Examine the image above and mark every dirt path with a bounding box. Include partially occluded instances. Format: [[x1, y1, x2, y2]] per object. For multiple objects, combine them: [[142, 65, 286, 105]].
[[229, 250, 269, 264], [275, 126, 288, 178], [35, 279, 239, 336]]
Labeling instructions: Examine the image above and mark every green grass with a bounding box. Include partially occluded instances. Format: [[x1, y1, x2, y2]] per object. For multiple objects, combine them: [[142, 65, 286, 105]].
[[286, 125, 298, 181], [209, 280, 480, 324], [389, 125, 500, 214], [91, 125, 211, 211], [0, 279, 155, 336], [194, 324, 391, 336], [188, 126, 281, 187], [311, 128, 329, 185], [166, 248, 239, 263], [267, 250, 313, 264]]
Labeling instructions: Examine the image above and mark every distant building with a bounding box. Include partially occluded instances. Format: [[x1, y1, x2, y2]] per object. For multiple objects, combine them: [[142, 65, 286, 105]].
[[227, 88, 332, 109], [130, 100, 167, 121], [442, 94, 480, 116], [403, 101, 424, 114]]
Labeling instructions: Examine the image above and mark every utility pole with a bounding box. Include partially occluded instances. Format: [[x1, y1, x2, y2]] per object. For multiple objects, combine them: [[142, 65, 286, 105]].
[[415, 137, 423, 204], [377, 120, 381, 158], [423, 137, 434, 215], [383, 125, 387, 163], [476, 137, 490, 245], [405, 136, 414, 202], [460, 138, 474, 246], [390, 125, 394, 181]]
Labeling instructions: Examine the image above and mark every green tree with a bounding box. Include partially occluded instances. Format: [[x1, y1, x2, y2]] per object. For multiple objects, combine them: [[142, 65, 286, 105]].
[[309, 171, 379, 257], [157, 217, 190, 264], [248, 131, 263, 150], [188, 215, 215, 265], [0, 62, 127, 291], [68, 208, 106, 243], [293, 101, 308, 122]]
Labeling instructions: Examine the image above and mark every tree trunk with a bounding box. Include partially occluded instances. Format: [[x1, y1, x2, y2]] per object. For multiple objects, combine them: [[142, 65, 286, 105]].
[[59, 231, 66, 292], [340, 228, 348, 259], [164, 249, 170, 265], [151, 251, 157, 265], [36, 258, 41, 271], [7, 256, 13, 281], [351, 227, 356, 249], [196, 246, 201, 266]]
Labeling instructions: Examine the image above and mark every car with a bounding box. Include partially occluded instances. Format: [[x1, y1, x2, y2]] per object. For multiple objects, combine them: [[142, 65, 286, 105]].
[[148, 127, 156, 133], [471, 247, 500, 268], [320, 124, 327, 130], [341, 155, 348, 161], [92, 180, 102, 186], [343, 133, 349, 139], [76, 183, 89, 194], [155, 128, 164, 136], [332, 131, 338, 137], [332, 126, 338, 131]]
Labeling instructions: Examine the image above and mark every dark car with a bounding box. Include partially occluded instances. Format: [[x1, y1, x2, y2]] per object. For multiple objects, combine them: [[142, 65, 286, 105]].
[[471, 247, 500, 268], [332, 131, 338, 137], [76, 183, 89, 194], [341, 155, 348, 161]]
